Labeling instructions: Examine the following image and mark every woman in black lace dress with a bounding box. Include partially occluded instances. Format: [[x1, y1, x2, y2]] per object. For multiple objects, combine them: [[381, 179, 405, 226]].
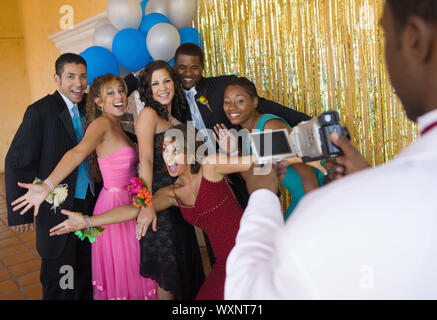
[[135, 60, 204, 300]]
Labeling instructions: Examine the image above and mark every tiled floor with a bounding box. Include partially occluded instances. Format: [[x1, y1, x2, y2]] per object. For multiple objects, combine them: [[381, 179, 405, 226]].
[[0, 174, 42, 300], [0, 174, 211, 300]]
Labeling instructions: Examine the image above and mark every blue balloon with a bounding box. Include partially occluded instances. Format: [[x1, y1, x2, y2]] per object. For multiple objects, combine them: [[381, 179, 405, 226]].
[[112, 28, 151, 72], [140, 0, 149, 18], [139, 13, 171, 37], [80, 46, 120, 86], [168, 57, 175, 67], [179, 27, 202, 47]]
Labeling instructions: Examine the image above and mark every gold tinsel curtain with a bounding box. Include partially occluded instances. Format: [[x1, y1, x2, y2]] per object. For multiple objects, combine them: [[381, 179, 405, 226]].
[[196, 0, 418, 166]]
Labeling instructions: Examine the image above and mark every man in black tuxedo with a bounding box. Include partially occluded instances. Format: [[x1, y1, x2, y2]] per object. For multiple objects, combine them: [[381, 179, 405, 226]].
[[5, 53, 138, 300]]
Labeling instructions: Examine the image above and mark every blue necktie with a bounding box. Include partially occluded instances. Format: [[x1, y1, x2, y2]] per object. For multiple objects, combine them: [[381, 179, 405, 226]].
[[72, 105, 90, 200], [186, 90, 215, 151]]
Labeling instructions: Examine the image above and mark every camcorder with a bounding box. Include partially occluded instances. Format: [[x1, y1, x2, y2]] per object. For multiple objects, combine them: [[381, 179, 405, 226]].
[[250, 111, 350, 163]]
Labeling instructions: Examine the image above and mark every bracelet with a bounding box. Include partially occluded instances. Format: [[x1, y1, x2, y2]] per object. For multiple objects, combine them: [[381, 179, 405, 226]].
[[43, 179, 55, 192], [84, 215, 92, 228]]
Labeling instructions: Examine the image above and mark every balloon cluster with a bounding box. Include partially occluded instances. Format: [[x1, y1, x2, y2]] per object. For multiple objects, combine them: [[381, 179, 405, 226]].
[[80, 0, 200, 85]]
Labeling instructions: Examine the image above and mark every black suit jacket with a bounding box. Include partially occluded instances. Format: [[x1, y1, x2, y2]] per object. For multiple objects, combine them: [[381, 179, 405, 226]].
[[187, 75, 311, 130], [5, 74, 138, 259], [5, 91, 84, 259]]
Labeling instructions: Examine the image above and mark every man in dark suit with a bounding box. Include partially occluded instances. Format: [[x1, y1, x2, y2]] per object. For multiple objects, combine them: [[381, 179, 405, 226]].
[[5, 53, 138, 300]]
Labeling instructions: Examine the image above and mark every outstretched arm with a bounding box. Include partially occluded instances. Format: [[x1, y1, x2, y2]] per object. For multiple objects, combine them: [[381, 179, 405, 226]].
[[12, 117, 109, 216], [49, 185, 177, 237], [49, 205, 141, 237], [201, 153, 255, 182]]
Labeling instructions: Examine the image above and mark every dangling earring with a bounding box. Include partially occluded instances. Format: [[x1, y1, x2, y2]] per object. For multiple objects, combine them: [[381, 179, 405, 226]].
[[97, 105, 104, 113]]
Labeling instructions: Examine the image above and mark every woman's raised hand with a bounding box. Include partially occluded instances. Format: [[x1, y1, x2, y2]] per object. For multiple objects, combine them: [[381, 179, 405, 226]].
[[213, 123, 238, 155], [11, 182, 51, 216], [49, 210, 88, 236]]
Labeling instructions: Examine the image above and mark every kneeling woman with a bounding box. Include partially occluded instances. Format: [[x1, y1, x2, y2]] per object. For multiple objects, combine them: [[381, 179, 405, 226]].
[[49, 124, 261, 300]]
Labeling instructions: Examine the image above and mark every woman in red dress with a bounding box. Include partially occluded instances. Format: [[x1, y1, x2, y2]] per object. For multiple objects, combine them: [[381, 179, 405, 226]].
[[49, 124, 261, 300]]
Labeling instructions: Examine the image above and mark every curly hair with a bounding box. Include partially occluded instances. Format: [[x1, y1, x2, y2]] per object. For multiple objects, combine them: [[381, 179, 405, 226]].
[[85, 73, 128, 182], [138, 60, 187, 121], [161, 124, 203, 174]]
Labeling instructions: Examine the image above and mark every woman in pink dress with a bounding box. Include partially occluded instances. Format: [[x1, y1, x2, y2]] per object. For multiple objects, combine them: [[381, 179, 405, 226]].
[[12, 74, 157, 300]]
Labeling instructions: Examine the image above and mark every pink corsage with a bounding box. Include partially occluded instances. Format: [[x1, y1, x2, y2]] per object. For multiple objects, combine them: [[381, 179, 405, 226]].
[[128, 177, 153, 208]]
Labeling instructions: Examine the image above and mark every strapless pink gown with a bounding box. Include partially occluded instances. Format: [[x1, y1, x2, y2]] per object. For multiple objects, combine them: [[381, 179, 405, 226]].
[[92, 146, 157, 300]]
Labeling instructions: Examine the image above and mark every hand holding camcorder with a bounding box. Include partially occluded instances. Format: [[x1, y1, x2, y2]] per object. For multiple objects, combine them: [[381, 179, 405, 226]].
[[250, 111, 350, 163]]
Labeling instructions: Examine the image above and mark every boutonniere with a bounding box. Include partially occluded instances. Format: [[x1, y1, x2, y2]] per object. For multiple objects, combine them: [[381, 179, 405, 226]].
[[197, 95, 212, 112], [33, 177, 68, 212]]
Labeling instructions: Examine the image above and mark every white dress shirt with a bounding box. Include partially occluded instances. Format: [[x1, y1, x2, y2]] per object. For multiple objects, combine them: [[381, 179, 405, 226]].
[[225, 109, 437, 299], [58, 90, 77, 119], [184, 87, 216, 152]]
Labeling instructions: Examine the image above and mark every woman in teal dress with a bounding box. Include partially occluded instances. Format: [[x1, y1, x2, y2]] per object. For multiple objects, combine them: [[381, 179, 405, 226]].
[[214, 77, 325, 220]]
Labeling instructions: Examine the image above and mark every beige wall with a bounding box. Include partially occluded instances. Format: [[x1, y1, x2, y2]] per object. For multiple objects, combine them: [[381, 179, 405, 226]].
[[1, 0, 108, 173], [18, 0, 108, 101], [0, 0, 31, 172]]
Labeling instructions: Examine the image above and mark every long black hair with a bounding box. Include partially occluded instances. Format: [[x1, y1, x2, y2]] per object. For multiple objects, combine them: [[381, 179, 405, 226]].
[[138, 60, 187, 121]]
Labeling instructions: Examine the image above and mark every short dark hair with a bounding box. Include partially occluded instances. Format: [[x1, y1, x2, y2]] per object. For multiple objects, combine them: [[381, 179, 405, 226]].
[[55, 53, 87, 77], [388, 0, 437, 30], [175, 43, 204, 65]]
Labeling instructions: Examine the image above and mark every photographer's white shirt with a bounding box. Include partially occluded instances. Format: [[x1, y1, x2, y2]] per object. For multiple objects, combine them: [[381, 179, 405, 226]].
[[225, 109, 437, 299]]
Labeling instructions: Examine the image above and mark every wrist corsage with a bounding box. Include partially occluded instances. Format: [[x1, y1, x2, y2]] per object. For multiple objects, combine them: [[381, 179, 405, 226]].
[[128, 177, 153, 208], [72, 212, 105, 243], [33, 177, 68, 212]]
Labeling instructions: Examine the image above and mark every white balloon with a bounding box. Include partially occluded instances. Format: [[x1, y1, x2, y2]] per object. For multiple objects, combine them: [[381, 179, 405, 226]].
[[107, 0, 142, 30], [146, 23, 180, 61], [167, 0, 197, 29], [93, 24, 118, 52], [95, 18, 112, 31], [145, 0, 169, 17]]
